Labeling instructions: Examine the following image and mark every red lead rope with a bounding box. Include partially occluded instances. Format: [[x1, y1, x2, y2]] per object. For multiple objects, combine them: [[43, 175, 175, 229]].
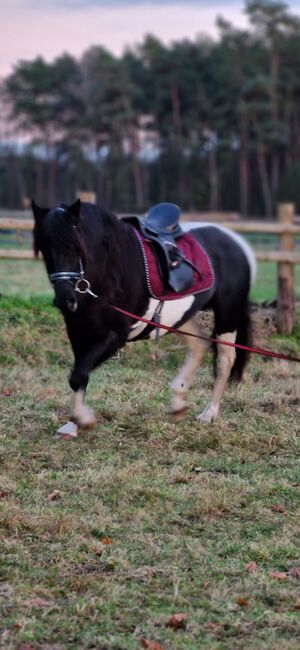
[[111, 304, 300, 364]]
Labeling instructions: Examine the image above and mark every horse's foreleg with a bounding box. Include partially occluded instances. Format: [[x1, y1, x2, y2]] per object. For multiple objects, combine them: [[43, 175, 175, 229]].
[[60, 331, 121, 433], [71, 388, 96, 429], [197, 331, 236, 423], [56, 388, 95, 437], [170, 319, 209, 416]]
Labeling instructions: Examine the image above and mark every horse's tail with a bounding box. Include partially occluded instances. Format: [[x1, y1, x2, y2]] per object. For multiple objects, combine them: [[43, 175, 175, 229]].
[[230, 297, 252, 381]]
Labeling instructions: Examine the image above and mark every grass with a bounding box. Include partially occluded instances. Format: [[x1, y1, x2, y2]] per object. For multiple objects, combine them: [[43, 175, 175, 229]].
[[0, 260, 51, 298], [251, 262, 300, 304], [1, 258, 300, 304], [0, 289, 300, 649]]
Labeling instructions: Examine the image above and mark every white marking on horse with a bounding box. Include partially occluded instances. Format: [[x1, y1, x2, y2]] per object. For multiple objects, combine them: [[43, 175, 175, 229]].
[[170, 317, 209, 414], [128, 296, 195, 341], [127, 298, 160, 340], [182, 222, 257, 285], [71, 389, 96, 428], [149, 296, 195, 340], [197, 331, 237, 422]]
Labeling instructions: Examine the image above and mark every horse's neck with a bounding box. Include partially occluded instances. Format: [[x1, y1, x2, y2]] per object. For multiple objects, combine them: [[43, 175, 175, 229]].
[[116, 219, 147, 305], [87, 214, 147, 309]]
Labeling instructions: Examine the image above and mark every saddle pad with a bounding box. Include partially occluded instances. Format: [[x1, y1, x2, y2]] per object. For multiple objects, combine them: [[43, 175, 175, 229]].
[[134, 229, 215, 301]]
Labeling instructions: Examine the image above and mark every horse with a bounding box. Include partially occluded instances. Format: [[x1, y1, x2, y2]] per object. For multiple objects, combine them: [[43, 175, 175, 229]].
[[32, 199, 256, 436]]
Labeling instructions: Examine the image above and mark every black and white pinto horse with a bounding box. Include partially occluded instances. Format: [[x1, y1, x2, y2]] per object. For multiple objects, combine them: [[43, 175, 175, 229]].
[[32, 200, 256, 436]]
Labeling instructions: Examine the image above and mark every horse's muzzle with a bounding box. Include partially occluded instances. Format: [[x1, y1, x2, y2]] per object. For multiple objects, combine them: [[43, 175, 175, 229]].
[[53, 283, 78, 314]]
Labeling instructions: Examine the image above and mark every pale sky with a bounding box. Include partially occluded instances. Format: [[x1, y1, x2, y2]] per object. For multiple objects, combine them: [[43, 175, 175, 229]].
[[0, 0, 300, 77]]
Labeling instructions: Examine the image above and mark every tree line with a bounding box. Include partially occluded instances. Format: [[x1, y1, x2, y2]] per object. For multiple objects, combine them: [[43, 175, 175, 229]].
[[1, 0, 300, 217]]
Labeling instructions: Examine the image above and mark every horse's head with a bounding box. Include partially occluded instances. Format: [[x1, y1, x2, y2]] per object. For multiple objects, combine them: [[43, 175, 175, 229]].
[[32, 199, 84, 314]]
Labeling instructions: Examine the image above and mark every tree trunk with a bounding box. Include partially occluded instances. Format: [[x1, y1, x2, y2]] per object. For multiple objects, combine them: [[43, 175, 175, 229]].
[[256, 140, 272, 218], [293, 117, 300, 163], [171, 78, 182, 145], [129, 125, 144, 210], [270, 47, 279, 125], [170, 78, 186, 205], [239, 122, 249, 217], [96, 143, 105, 204], [270, 46, 279, 196], [208, 144, 219, 211], [45, 137, 56, 206], [271, 152, 279, 196], [35, 155, 44, 204]]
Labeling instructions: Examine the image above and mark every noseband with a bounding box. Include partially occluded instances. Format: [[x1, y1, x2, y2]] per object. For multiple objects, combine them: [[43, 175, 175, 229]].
[[49, 257, 99, 298]]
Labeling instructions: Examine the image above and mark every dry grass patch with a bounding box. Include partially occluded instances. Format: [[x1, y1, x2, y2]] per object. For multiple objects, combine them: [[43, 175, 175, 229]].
[[0, 297, 299, 649]]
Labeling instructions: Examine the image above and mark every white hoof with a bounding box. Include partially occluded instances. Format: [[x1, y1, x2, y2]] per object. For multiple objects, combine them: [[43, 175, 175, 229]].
[[56, 421, 78, 438], [197, 404, 218, 423]]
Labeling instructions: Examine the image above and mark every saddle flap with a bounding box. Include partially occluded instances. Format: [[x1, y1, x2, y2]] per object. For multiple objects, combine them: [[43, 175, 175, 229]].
[[168, 260, 194, 293]]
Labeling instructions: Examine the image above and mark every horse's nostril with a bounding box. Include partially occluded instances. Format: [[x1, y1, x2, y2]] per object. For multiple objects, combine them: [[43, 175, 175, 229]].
[[67, 298, 78, 312]]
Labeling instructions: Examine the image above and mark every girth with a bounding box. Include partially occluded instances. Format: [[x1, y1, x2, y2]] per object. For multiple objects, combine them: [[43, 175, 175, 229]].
[[123, 203, 194, 293]]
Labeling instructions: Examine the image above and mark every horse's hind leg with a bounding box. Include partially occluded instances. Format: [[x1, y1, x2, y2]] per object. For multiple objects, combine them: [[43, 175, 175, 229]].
[[170, 317, 209, 416], [197, 331, 236, 422]]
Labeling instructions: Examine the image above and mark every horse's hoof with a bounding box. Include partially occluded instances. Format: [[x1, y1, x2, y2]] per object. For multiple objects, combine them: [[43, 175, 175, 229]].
[[197, 407, 217, 423], [170, 406, 188, 422], [72, 407, 97, 430], [55, 421, 79, 439], [80, 418, 97, 431]]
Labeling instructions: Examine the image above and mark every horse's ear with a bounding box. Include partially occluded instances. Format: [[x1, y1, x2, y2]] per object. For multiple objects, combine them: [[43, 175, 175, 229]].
[[31, 199, 48, 222], [31, 200, 48, 257], [68, 199, 81, 224]]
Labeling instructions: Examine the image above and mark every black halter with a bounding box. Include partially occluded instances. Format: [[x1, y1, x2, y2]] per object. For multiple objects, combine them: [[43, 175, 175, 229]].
[[47, 205, 99, 297], [49, 257, 98, 298]]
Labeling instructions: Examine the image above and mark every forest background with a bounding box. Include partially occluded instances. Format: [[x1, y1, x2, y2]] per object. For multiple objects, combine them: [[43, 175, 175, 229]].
[[1, 0, 300, 217]]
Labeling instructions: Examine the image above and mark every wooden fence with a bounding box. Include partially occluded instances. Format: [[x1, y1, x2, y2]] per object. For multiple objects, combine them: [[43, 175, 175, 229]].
[[0, 203, 299, 335]]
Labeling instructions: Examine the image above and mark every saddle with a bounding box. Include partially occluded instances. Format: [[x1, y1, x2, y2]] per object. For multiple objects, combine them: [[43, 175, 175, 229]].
[[124, 203, 194, 293]]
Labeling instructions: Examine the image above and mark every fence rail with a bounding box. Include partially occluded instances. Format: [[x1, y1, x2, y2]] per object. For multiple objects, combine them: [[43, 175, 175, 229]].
[[0, 203, 299, 334], [1, 216, 300, 235]]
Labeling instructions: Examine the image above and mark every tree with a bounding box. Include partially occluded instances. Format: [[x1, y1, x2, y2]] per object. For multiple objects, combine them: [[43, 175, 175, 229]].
[[5, 55, 82, 204]]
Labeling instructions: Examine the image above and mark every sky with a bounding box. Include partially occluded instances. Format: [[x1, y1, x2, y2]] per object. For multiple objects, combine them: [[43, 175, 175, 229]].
[[1, 0, 300, 77]]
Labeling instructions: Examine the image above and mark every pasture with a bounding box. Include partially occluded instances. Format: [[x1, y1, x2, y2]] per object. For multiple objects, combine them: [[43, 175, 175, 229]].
[[0, 260, 300, 649]]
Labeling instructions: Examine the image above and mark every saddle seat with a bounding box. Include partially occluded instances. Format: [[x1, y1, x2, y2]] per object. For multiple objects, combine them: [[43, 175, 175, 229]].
[[145, 203, 182, 238], [124, 203, 194, 293]]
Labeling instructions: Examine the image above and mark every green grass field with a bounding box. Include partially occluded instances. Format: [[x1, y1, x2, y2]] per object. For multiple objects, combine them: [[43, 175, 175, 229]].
[[0, 261, 300, 649], [0, 258, 300, 303]]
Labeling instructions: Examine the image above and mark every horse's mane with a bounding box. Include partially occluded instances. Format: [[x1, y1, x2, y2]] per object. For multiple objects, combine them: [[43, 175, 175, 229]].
[[34, 202, 131, 303], [74, 203, 126, 302]]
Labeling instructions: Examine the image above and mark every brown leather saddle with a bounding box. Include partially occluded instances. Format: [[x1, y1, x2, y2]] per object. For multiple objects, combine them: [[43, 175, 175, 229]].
[[123, 203, 194, 293]]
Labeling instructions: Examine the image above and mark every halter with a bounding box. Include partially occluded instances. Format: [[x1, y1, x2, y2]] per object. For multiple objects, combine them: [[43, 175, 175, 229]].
[[48, 205, 99, 298], [49, 257, 99, 298]]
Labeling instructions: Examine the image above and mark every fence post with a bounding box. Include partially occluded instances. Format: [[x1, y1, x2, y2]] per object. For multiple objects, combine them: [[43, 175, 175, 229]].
[[76, 191, 96, 204], [277, 202, 295, 335]]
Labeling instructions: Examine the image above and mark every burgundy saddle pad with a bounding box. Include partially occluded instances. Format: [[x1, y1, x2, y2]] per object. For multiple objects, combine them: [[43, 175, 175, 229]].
[[134, 229, 215, 301]]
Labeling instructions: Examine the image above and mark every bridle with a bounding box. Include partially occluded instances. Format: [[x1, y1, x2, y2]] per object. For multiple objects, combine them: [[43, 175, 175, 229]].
[[49, 257, 99, 298], [47, 206, 99, 298]]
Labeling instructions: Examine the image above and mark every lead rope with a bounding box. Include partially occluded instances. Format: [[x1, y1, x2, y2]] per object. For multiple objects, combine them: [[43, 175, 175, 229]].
[[74, 276, 299, 364], [49, 255, 299, 364]]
